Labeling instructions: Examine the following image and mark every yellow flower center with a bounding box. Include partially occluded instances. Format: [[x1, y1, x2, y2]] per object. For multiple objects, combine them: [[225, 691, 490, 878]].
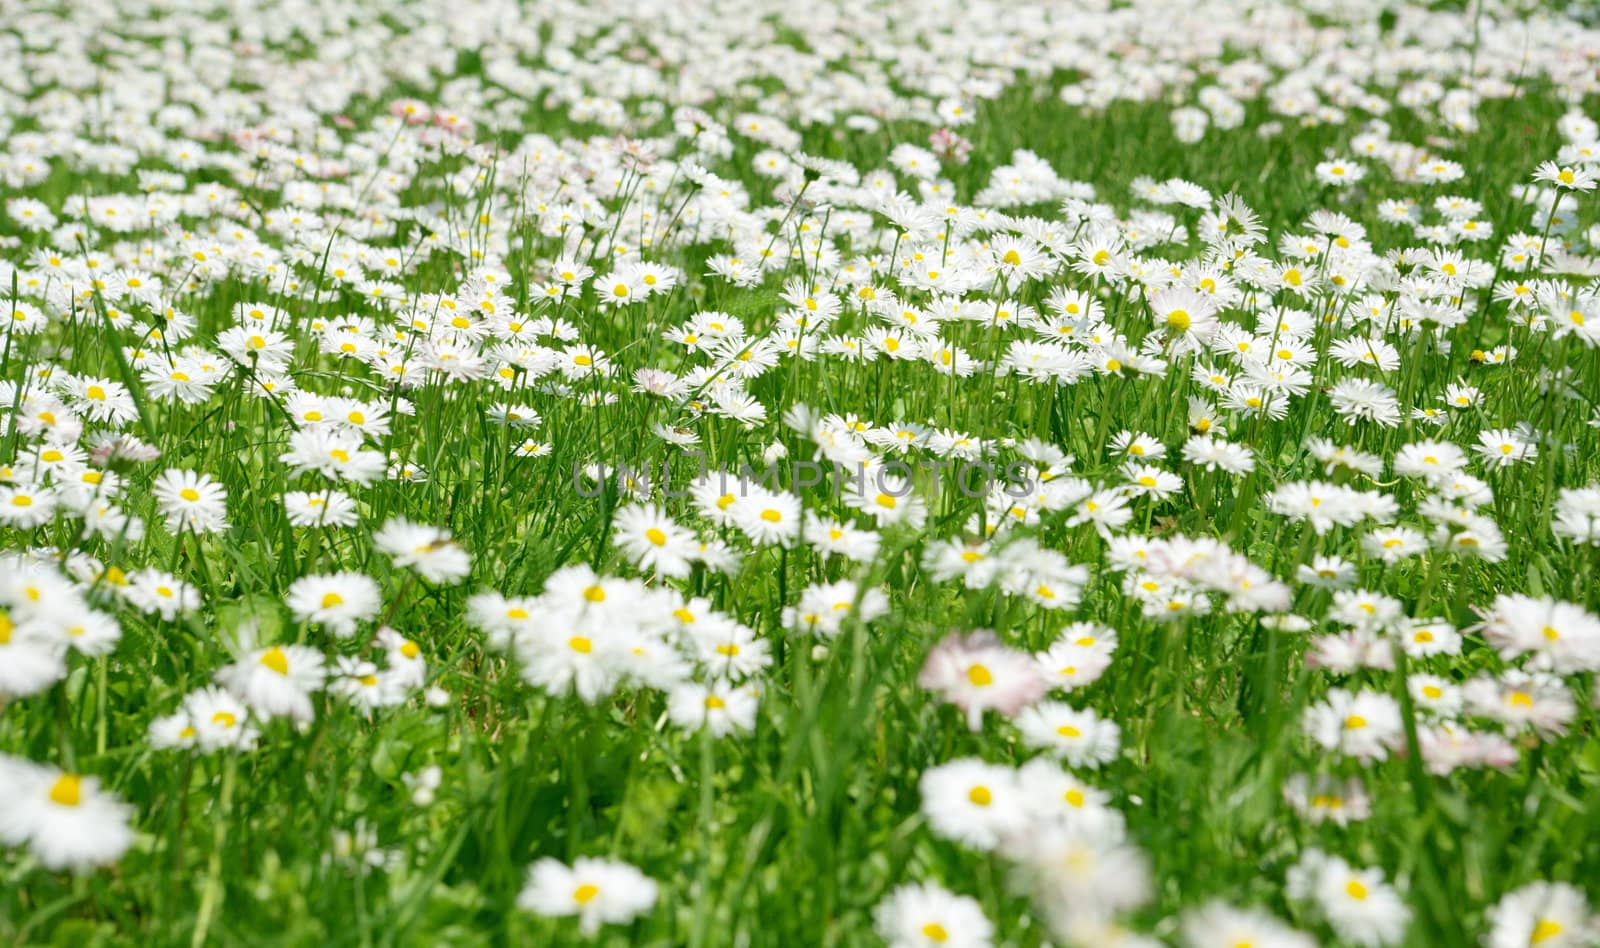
[[260, 647, 290, 675], [966, 664, 993, 686], [49, 774, 82, 807]]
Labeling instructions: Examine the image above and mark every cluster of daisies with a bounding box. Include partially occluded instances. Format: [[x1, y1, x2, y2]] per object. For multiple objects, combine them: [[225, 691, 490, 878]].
[[2, 0, 1600, 942]]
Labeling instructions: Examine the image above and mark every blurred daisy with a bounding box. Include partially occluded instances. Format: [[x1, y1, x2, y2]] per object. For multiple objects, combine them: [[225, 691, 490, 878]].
[[0, 755, 134, 870], [517, 857, 658, 935]]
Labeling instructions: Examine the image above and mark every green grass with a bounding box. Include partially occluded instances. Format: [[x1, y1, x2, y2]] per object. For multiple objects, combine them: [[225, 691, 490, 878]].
[[2, 5, 1599, 947]]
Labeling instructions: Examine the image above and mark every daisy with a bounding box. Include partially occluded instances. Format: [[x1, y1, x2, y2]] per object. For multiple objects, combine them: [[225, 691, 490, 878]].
[[1362, 526, 1428, 563], [874, 882, 994, 948], [1485, 881, 1594, 948], [685, 619, 771, 681], [0, 484, 58, 529], [1015, 758, 1118, 833], [183, 685, 260, 752], [1328, 378, 1402, 427], [1032, 623, 1118, 692], [1532, 161, 1597, 192], [918, 630, 1046, 731], [918, 758, 1026, 851], [0, 610, 66, 698], [517, 857, 658, 935], [514, 619, 624, 704], [1397, 618, 1463, 658], [151, 468, 229, 534], [1475, 428, 1537, 468], [667, 681, 759, 737], [1393, 440, 1470, 480], [1316, 157, 1367, 186], [731, 488, 801, 546], [331, 656, 407, 711], [1303, 688, 1403, 761], [1180, 901, 1316, 948], [1150, 286, 1220, 341], [1287, 849, 1411, 947], [783, 580, 890, 637], [0, 755, 134, 870], [279, 427, 387, 485], [1463, 671, 1576, 739], [283, 490, 360, 528], [286, 572, 381, 638], [216, 643, 328, 723], [1182, 435, 1255, 475], [922, 538, 1001, 589], [594, 275, 638, 308], [373, 518, 472, 584], [1110, 430, 1167, 461], [1010, 824, 1153, 919], [35, 600, 122, 657], [1014, 702, 1121, 768], [125, 569, 201, 621], [612, 504, 696, 578], [1297, 554, 1357, 589], [802, 513, 882, 562], [377, 626, 428, 690], [1282, 773, 1372, 826]]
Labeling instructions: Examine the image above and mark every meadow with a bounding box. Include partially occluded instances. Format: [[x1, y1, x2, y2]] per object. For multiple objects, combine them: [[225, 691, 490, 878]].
[[2, 0, 1600, 945]]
